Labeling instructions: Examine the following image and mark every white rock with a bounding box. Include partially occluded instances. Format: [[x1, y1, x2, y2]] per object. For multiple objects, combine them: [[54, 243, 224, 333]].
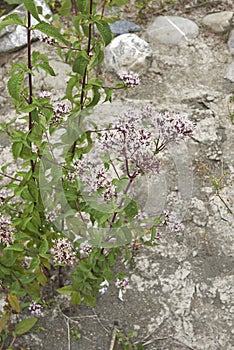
[[228, 29, 234, 56], [202, 11, 233, 34], [0, 0, 52, 53], [145, 16, 199, 46], [104, 33, 153, 74], [225, 61, 234, 83]]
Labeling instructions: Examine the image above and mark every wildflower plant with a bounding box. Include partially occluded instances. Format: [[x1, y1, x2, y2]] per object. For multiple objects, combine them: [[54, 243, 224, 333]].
[[0, 0, 194, 345]]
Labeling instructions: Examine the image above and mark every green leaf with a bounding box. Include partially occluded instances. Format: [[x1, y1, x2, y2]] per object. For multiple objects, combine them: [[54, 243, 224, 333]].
[[39, 237, 48, 254], [59, 0, 72, 16], [0, 14, 24, 31], [71, 291, 82, 305], [6, 243, 24, 252], [124, 199, 138, 218], [72, 50, 89, 75], [76, 0, 89, 14], [7, 71, 24, 101], [14, 317, 38, 335], [8, 294, 21, 313], [57, 285, 73, 295], [12, 142, 23, 159], [95, 20, 112, 46], [4, 0, 22, 4], [86, 86, 100, 108], [34, 21, 68, 45], [37, 62, 56, 76], [104, 87, 113, 102], [84, 294, 96, 307], [23, 0, 40, 21]]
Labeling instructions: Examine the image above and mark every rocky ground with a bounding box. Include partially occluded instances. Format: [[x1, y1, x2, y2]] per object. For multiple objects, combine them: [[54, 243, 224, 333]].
[[0, 1, 234, 349]]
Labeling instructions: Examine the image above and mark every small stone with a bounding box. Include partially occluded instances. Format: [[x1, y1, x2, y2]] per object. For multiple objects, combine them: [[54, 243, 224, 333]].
[[104, 33, 153, 74], [145, 16, 199, 46], [109, 20, 141, 36], [228, 29, 234, 56], [225, 61, 234, 83], [202, 11, 233, 34]]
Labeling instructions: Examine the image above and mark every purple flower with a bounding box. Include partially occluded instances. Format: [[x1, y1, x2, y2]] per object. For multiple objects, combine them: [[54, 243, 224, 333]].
[[115, 277, 129, 301], [28, 301, 44, 317], [51, 238, 78, 265], [39, 91, 52, 99], [163, 211, 184, 232], [0, 218, 13, 246], [50, 102, 70, 124], [39, 34, 55, 45], [119, 72, 140, 88]]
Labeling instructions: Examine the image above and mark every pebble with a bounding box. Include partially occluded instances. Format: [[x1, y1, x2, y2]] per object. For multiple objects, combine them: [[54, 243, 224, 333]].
[[202, 11, 233, 34], [109, 20, 141, 36]]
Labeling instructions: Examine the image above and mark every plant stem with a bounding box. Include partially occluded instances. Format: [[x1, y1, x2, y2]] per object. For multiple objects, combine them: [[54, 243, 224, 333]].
[[71, 0, 93, 157], [27, 10, 35, 173]]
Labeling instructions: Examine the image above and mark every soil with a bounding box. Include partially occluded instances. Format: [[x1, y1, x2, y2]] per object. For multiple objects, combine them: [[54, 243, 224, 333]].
[[0, 1, 234, 350]]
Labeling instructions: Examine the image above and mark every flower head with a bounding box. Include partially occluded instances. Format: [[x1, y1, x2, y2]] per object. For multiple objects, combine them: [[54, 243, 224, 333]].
[[163, 211, 184, 232], [39, 91, 52, 99], [115, 277, 129, 301], [28, 301, 44, 317], [119, 71, 140, 88], [51, 238, 77, 265], [0, 218, 13, 246], [99, 280, 109, 295], [39, 34, 55, 45]]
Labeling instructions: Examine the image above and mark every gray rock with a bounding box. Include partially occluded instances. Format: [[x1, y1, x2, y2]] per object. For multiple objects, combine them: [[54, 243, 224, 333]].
[[202, 11, 233, 33], [225, 61, 234, 83], [104, 33, 152, 74], [228, 29, 234, 55], [0, 0, 52, 53], [109, 20, 141, 36], [145, 15, 199, 46]]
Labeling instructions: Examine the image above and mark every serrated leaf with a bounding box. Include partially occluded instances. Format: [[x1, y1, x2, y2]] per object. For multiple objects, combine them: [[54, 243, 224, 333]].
[[34, 21, 68, 45], [59, 0, 72, 16], [8, 294, 21, 313], [23, 0, 40, 21], [95, 20, 112, 46], [14, 317, 38, 335], [72, 50, 89, 75], [7, 71, 24, 101]]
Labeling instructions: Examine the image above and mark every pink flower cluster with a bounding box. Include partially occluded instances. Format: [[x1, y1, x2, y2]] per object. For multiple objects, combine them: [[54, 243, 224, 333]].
[[0, 218, 13, 246], [51, 238, 77, 265], [119, 72, 140, 88], [28, 301, 44, 317]]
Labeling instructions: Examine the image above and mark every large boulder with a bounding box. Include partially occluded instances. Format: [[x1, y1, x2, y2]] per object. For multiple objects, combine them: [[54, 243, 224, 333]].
[[0, 0, 52, 53], [145, 16, 199, 46], [104, 33, 153, 74]]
